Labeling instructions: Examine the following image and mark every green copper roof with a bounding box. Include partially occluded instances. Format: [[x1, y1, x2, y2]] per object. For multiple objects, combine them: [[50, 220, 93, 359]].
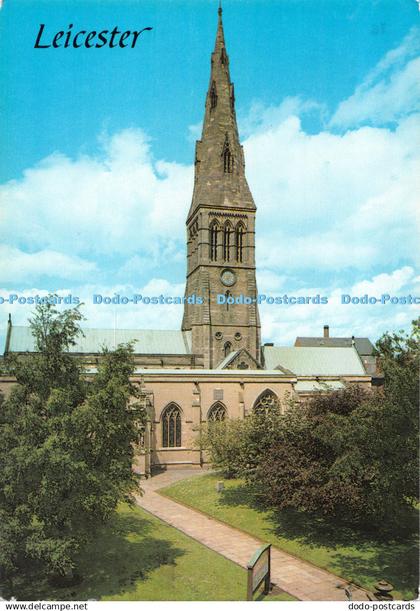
[[6, 326, 192, 355], [263, 346, 367, 376]]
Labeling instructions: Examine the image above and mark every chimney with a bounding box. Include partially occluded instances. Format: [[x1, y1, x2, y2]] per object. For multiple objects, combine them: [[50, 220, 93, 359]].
[[323, 325, 329, 338]]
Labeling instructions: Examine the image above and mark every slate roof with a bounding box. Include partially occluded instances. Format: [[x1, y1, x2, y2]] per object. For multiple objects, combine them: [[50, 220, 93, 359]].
[[295, 336, 374, 355], [5, 326, 192, 355], [262, 346, 367, 376]]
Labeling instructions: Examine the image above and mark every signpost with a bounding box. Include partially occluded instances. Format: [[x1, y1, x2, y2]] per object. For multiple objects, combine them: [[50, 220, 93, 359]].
[[247, 544, 271, 601]]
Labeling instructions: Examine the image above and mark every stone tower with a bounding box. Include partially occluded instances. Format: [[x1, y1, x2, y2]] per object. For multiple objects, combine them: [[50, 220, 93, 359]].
[[182, 6, 261, 369]]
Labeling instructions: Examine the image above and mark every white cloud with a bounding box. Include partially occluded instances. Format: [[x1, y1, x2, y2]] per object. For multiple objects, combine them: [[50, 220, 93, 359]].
[[0, 246, 96, 283], [349, 266, 415, 296], [258, 266, 420, 345], [0, 129, 193, 260], [257, 269, 287, 293], [369, 27, 420, 79], [246, 113, 420, 271], [188, 122, 202, 141], [330, 27, 420, 128], [239, 96, 326, 137]]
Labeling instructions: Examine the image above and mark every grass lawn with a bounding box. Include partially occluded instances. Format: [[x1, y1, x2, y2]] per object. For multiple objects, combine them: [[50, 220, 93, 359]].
[[13, 503, 293, 601], [161, 474, 419, 600]]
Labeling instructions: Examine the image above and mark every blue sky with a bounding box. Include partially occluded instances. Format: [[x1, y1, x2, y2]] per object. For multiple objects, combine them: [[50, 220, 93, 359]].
[[0, 0, 416, 178], [0, 0, 419, 348]]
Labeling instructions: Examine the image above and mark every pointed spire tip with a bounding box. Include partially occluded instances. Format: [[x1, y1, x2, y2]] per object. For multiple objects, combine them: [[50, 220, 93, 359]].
[[218, 1, 222, 16]]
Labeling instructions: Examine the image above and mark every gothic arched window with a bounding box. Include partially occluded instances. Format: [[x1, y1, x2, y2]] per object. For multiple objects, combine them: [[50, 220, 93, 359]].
[[235, 223, 245, 262], [210, 81, 217, 110], [253, 390, 280, 416], [224, 341, 232, 357], [208, 402, 227, 422], [222, 135, 234, 173], [209, 220, 219, 261], [223, 222, 232, 261], [162, 403, 182, 447], [223, 149, 233, 173]]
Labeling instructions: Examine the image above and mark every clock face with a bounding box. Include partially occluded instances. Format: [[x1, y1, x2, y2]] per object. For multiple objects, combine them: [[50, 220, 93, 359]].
[[221, 269, 236, 287]]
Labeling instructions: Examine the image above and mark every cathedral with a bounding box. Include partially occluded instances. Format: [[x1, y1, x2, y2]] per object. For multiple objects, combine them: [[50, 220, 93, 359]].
[[2, 7, 372, 474]]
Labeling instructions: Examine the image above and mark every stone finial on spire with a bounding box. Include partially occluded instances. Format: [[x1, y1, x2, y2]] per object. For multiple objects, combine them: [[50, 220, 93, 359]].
[[187, 1, 256, 221], [214, 0, 225, 50]]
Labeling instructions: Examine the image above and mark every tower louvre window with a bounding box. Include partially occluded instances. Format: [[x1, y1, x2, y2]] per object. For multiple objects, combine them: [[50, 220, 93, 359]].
[[235, 223, 245, 262], [223, 222, 232, 261], [224, 341, 232, 357], [223, 149, 233, 173], [209, 220, 219, 261], [220, 47, 227, 65], [222, 136, 234, 173], [189, 218, 198, 239], [210, 81, 218, 109]]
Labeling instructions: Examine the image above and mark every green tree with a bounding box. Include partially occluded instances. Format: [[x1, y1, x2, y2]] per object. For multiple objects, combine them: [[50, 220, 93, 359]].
[[203, 320, 419, 527], [199, 418, 246, 478], [253, 386, 377, 518], [0, 301, 146, 596], [200, 403, 284, 479], [254, 320, 419, 525]]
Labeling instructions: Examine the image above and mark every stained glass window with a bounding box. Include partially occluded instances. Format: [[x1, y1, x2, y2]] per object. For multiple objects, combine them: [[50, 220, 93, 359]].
[[162, 404, 182, 447]]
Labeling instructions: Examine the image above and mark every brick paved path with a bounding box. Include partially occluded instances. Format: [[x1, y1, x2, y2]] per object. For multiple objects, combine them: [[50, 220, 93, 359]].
[[135, 469, 370, 601]]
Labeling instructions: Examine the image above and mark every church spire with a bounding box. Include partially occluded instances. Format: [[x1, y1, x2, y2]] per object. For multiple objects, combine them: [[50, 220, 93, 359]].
[[187, 5, 256, 220], [182, 5, 261, 368], [202, 3, 236, 154]]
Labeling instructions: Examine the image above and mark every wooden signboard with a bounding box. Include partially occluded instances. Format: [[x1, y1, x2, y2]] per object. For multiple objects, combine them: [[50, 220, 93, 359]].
[[246, 544, 271, 601]]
